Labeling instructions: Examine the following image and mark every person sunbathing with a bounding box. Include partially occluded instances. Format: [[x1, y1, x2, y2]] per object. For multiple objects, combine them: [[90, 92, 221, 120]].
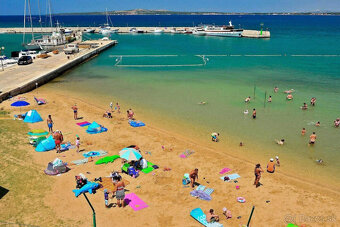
[[206, 209, 220, 223]]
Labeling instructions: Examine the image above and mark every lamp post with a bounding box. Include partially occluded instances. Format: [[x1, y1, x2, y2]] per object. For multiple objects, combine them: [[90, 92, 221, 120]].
[[0, 46, 5, 71]]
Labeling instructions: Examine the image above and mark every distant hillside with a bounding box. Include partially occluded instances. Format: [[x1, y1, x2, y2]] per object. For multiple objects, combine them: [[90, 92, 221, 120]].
[[58, 9, 340, 16]]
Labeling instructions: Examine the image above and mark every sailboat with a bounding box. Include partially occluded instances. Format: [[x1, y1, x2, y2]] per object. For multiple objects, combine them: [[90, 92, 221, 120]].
[[23, 0, 67, 51], [23, 0, 41, 50], [99, 9, 119, 35]]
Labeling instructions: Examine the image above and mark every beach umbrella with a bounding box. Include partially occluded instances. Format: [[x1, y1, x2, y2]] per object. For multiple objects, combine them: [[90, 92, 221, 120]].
[[11, 100, 30, 113], [119, 148, 142, 161]]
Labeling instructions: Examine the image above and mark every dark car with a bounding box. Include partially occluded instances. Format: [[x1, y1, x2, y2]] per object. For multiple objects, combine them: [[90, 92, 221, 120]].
[[18, 56, 33, 65]]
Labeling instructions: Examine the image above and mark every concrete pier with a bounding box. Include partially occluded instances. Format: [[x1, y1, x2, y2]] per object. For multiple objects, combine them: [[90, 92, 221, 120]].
[[0, 27, 270, 38], [0, 39, 117, 102]]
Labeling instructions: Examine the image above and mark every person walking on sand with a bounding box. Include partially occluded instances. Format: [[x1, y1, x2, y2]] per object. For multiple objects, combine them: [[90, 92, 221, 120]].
[[47, 115, 54, 133], [76, 137, 80, 152], [275, 156, 280, 166], [110, 102, 113, 111], [252, 108, 256, 119], [115, 102, 120, 113], [254, 164, 263, 188], [72, 104, 78, 120], [114, 179, 126, 208], [211, 132, 219, 142], [267, 158, 276, 173], [301, 128, 306, 136], [189, 168, 199, 188], [309, 132, 317, 145], [206, 209, 220, 223]]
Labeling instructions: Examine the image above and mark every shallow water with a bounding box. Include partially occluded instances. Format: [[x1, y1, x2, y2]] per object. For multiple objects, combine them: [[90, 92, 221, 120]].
[[1, 15, 340, 189]]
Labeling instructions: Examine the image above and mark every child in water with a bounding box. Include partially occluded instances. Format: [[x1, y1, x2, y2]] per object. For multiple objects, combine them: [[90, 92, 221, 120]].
[[301, 128, 306, 135]]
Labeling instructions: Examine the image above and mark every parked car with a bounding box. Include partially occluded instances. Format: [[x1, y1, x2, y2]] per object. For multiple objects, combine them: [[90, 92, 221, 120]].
[[64, 44, 79, 55], [17, 56, 33, 65]]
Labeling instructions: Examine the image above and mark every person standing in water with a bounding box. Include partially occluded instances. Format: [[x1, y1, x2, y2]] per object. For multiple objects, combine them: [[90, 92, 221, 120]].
[[309, 132, 317, 145], [72, 104, 78, 120], [268, 96, 272, 103], [301, 103, 308, 110], [315, 121, 320, 127], [301, 128, 306, 136], [245, 96, 251, 103], [252, 109, 256, 119], [274, 86, 279, 93], [310, 97, 316, 106], [47, 115, 54, 133], [334, 118, 340, 127], [254, 164, 263, 188]]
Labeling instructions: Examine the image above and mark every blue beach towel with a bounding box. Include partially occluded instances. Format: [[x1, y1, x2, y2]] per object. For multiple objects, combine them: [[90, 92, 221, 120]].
[[220, 173, 241, 181], [82, 150, 108, 158], [86, 121, 108, 134], [129, 120, 145, 127]]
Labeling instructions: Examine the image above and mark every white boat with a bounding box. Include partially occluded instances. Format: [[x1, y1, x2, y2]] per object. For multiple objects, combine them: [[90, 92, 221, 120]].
[[192, 27, 206, 36], [99, 9, 119, 35], [63, 28, 73, 34], [170, 28, 181, 34], [84, 28, 95, 33], [204, 21, 243, 37], [129, 27, 144, 33], [151, 28, 164, 33]]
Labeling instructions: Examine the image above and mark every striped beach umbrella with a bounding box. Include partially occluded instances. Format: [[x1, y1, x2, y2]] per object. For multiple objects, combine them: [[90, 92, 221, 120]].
[[119, 148, 142, 161]]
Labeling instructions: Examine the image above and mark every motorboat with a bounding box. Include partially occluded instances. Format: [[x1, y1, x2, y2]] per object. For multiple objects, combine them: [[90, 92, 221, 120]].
[[151, 28, 164, 33], [0, 55, 18, 65], [84, 28, 95, 33], [192, 27, 206, 36], [129, 27, 144, 33], [99, 9, 119, 35], [204, 21, 243, 37]]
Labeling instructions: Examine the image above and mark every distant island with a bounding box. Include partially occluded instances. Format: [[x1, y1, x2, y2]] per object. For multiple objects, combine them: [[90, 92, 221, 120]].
[[58, 9, 340, 16]]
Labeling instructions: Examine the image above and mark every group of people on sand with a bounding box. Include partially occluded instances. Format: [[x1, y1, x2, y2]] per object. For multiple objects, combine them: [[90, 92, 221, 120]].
[[103, 102, 121, 118]]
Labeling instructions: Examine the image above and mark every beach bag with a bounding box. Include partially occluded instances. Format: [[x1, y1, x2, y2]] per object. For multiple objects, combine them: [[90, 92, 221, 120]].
[[182, 173, 190, 185]]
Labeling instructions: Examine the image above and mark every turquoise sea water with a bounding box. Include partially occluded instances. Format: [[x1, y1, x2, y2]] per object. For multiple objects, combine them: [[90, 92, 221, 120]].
[[1, 16, 340, 189]]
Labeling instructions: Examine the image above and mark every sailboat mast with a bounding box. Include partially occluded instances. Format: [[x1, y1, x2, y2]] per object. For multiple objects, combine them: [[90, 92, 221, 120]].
[[27, 0, 35, 42], [48, 0, 53, 32], [106, 8, 109, 26], [37, 0, 43, 32], [23, 0, 27, 44]]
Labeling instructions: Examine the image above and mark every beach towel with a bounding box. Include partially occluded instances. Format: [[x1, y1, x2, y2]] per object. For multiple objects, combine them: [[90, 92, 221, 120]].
[[204, 188, 214, 195], [196, 185, 206, 191], [76, 121, 91, 127], [71, 158, 89, 165], [141, 161, 155, 174], [82, 150, 108, 158], [179, 150, 195, 158], [190, 190, 212, 201], [129, 120, 145, 127], [28, 129, 48, 136], [219, 168, 231, 175], [95, 155, 120, 165], [86, 122, 108, 134], [98, 178, 130, 193], [124, 193, 148, 211], [220, 173, 240, 181]]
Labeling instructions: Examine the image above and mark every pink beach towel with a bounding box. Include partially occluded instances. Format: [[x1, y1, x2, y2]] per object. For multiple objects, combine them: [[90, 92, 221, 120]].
[[219, 168, 231, 175], [76, 121, 90, 126], [124, 193, 148, 211]]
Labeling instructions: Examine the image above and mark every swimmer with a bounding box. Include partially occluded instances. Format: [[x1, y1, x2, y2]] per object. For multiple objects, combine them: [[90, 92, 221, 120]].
[[284, 89, 294, 94], [301, 103, 308, 110], [244, 110, 249, 115], [334, 118, 340, 127], [310, 97, 316, 106], [268, 96, 272, 102], [274, 86, 279, 93], [316, 159, 323, 164], [301, 128, 306, 135], [239, 142, 244, 146], [245, 96, 251, 103], [315, 121, 320, 127], [286, 94, 293, 100], [198, 101, 207, 105], [275, 139, 285, 145]]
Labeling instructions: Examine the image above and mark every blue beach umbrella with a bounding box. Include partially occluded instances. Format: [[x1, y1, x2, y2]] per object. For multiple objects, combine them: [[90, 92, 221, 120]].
[[11, 100, 30, 113], [119, 148, 142, 161]]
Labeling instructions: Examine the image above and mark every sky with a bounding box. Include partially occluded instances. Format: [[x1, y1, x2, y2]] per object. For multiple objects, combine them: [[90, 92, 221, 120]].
[[0, 0, 339, 15]]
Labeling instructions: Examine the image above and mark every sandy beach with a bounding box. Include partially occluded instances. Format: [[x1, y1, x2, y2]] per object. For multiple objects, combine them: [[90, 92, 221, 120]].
[[0, 88, 339, 227]]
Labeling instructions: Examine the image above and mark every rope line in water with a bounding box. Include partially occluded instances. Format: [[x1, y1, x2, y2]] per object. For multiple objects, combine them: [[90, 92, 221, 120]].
[[116, 64, 205, 67]]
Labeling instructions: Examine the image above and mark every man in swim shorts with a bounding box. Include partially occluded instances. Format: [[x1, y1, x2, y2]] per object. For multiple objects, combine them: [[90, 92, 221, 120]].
[[252, 109, 256, 119], [189, 168, 199, 188], [309, 132, 316, 145], [206, 209, 220, 223], [47, 115, 53, 133], [72, 104, 78, 120], [53, 130, 63, 153]]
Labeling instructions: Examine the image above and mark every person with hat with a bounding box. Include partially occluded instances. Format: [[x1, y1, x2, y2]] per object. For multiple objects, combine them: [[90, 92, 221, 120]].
[[267, 158, 276, 173], [275, 156, 280, 166]]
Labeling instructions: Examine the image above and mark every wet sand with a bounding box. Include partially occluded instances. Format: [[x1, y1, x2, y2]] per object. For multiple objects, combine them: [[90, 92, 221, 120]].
[[1, 89, 339, 227]]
